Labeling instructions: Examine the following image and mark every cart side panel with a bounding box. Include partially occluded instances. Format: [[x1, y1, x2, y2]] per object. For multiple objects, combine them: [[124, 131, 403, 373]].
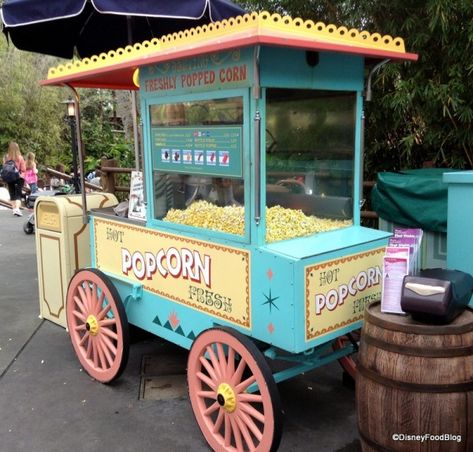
[[294, 228, 389, 352], [91, 216, 254, 348], [109, 277, 219, 351], [251, 249, 297, 352]]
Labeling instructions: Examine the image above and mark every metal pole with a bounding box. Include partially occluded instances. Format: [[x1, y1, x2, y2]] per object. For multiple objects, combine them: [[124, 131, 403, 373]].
[[131, 90, 140, 170], [362, 59, 390, 209], [360, 108, 365, 210], [127, 15, 141, 170], [254, 110, 261, 226], [66, 84, 88, 225], [365, 59, 390, 102], [253, 46, 262, 226], [69, 118, 80, 194]]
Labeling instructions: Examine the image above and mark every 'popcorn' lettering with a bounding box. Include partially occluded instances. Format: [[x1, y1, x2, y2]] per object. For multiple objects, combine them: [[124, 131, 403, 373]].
[[121, 247, 211, 287]]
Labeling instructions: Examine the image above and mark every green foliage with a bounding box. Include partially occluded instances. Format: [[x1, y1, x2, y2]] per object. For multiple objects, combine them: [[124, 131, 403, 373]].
[[0, 34, 134, 176], [79, 89, 134, 172], [238, 0, 361, 26], [360, 0, 473, 176], [240, 0, 473, 176], [2, 1, 472, 180], [0, 34, 67, 167]]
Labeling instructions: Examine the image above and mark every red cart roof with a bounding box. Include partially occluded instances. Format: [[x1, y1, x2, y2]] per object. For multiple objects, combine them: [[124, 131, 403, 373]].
[[41, 11, 418, 90]]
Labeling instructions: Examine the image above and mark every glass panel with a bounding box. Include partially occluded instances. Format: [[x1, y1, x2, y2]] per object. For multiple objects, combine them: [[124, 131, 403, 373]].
[[150, 97, 245, 237], [150, 98, 243, 126], [266, 89, 355, 243]]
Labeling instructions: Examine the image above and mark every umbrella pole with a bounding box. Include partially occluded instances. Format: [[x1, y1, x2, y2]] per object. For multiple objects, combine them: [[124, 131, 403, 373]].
[[66, 84, 88, 225], [127, 15, 141, 171], [131, 90, 140, 170], [127, 15, 146, 207]]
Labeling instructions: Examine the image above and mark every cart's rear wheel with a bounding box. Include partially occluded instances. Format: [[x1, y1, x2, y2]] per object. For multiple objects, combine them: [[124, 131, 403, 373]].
[[66, 268, 129, 383], [188, 327, 283, 451], [332, 329, 360, 381]]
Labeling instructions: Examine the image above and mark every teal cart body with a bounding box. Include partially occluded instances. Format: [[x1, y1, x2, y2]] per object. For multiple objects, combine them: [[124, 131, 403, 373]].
[[43, 12, 417, 451]]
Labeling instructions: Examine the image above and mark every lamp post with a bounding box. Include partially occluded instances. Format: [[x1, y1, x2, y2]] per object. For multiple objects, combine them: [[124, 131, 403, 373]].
[[64, 98, 80, 194]]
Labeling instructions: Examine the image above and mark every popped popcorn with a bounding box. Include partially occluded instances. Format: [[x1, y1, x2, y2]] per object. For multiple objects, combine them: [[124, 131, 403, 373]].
[[163, 201, 352, 242]]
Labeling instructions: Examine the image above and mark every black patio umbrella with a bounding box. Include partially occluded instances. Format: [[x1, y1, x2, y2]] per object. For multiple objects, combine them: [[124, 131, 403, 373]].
[[1, 0, 246, 211], [0, 0, 246, 59], [1, 0, 246, 164]]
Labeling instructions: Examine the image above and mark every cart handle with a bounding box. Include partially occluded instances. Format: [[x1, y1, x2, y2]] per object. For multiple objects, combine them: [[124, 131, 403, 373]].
[[254, 110, 261, 225]]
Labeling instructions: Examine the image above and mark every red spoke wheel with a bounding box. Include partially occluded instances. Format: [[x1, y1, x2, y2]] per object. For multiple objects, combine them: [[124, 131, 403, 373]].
[[66, 269, 129, 383], [188, 327, 283, 452], [332, 329, 360, 381]]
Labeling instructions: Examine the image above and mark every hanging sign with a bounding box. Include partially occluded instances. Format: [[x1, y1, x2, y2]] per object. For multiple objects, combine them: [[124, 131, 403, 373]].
[[141, 49, 253, 94], [151, 126, 242, 177], [128, 171, 146, 220]]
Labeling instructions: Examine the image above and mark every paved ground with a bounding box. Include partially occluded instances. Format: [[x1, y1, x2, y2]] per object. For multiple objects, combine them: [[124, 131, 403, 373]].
[[0, 208, 361, 452]]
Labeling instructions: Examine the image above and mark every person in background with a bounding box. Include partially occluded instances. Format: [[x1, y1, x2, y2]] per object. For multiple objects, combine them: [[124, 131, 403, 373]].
[[3, 141, 26, 216], [24, 152, 39, 193], [89, 169, 102, 188], [50, 163, 66, 188], [86, 169, 96, 181]]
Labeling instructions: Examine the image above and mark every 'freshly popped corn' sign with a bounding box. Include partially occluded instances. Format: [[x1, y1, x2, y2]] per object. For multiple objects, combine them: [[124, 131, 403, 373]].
[[304, 248, 384, 341], [93, 218, 251, 328]]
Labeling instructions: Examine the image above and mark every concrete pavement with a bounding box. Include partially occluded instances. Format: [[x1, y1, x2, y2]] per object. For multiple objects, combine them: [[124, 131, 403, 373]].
[[0, 209, 361, 452]]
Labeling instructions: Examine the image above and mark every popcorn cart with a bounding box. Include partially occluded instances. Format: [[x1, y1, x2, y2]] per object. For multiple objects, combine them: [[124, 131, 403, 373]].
[[42, 11, 417, 451]]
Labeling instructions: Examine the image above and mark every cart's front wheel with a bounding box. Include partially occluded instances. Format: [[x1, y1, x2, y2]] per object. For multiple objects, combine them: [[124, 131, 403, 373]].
[[66, 269, 129, 383], [188, 327, 283, 452]]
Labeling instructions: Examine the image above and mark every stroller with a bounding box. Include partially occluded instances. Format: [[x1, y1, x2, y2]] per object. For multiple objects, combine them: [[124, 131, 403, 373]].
[[23, 185, 74, 234]]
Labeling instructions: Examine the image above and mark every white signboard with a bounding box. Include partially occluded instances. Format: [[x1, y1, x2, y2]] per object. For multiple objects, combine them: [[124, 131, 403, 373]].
[[128, 171, 146, 220]]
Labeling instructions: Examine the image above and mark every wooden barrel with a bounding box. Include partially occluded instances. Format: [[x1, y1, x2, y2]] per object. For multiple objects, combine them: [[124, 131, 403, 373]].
[[357, 301, 473, 452]]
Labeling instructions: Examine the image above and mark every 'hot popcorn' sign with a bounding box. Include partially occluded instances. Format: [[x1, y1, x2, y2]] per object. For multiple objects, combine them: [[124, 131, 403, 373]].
[[304, 248, 384, 341]]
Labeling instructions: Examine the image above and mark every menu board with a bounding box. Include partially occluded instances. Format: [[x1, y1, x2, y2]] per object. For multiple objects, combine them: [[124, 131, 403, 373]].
[[151, 126, 242, 177]]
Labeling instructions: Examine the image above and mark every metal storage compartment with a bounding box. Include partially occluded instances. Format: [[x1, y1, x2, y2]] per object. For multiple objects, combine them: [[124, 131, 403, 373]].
[[35, 193, 118, 327]]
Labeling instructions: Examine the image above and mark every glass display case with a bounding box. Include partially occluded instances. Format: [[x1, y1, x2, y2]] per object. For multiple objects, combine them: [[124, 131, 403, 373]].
[[150, 96, 246, 237], [264, 88, 355, 241], [149, 89, 355, 242]]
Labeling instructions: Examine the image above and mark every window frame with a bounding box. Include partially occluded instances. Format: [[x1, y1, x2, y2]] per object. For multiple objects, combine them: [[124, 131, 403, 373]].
[[144, 88, 252, 244], [261, 87, 361, 244]]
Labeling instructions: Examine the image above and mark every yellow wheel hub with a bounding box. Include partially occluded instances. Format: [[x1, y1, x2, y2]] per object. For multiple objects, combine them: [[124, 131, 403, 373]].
[[217, 383, 237, 413], [86, 315, 99, 336]]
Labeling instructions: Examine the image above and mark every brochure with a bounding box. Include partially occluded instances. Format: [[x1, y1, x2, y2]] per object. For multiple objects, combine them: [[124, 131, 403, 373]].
[[388, 237, 418, 274], [128, 171, 147, 221], [393, 228, 424, 273], [381, 228, 423, 314], [381, 253, 409, 314]]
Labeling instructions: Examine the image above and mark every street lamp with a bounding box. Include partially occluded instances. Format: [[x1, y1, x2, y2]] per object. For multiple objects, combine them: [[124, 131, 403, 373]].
[[66, 98, 76, 118], [64, 98, 80, 194]]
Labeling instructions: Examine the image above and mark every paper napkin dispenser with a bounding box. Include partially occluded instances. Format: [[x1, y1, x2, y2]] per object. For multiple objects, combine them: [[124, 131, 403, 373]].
[[401, 268, 473, 324]]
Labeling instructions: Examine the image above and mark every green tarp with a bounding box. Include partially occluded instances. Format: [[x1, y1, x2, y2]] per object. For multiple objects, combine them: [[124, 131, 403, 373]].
[[371, 169, 453, 233]]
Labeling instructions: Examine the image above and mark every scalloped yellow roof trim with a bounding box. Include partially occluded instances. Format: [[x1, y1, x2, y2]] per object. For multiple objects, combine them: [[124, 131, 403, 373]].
[[47, 11, 407, 80]]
